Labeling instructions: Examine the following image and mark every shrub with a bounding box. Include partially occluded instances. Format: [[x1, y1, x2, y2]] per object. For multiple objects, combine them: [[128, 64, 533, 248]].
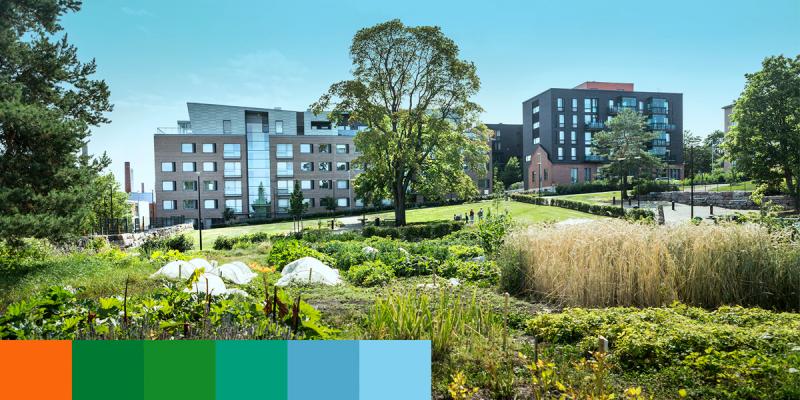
[[438, 259, 499, 285], [631, 180, 679, 195], [149, 249, 190, 265], [85, 236, 110, 252], [447, 245, 484, 260], [0, 238, 54, 272], [140, 233, 194, 254], [362, 221, 463, 241], [266, 239, 335, 268], [347, 260, 395, 287], [212, 232, 271, 250], [314, 240, 370, 271], [511, 193, 655, 221], [554, 180, 617, 195]]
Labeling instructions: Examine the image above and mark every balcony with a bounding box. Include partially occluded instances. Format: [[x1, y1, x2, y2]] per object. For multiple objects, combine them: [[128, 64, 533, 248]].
[[607, 105, 637, 114], [645, 105, 669, 114], [651, 139, 669, 147], [585, 121, 606, 131], [584, 155, 608, 162], [647, 122, 676, 131]]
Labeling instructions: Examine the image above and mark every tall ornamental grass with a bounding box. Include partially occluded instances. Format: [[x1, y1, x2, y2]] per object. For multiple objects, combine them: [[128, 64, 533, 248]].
[[500, 221, 800, 310]]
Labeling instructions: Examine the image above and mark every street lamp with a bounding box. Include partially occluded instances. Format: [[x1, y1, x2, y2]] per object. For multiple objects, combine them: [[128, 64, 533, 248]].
[[689, 145, 695, 219], [196, 173, 203, 250]]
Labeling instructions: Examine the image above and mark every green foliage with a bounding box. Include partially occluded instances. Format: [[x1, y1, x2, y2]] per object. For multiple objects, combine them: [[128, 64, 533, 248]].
[[362, 220, 464, 241], [347, 260, 395, 287], [85, 236, 110, 252], [473, 212, 513, 254], [554, 180, 617, 195], [266, 239, 335, 268], [86, 172, 134, 229], [630, 180, 679, 195], [438, 259, 499, 285], [0, 238, 54, 272], [512, 193, 655, 221], [525, 304, 800, 398], [212, 232, 271, 250], [288, 180, 306, 226], [140, 234, 194, 255], [0, 1, 113, 245], [148, 249, 190, 265], [446, 245, 484, 260], [501, 156, 522, 188]]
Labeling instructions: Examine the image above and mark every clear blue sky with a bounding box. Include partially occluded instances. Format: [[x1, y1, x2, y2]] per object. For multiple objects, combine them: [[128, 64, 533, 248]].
[[61, 0, 800, 191]]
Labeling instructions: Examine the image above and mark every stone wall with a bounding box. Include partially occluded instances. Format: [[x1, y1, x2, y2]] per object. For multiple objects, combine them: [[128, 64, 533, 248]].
[[90, 223, 194, 249], [641, 191, 793, 210]]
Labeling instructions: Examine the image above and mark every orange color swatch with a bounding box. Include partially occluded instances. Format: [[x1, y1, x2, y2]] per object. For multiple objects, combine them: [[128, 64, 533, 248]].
[[0, 340, 72, 399]]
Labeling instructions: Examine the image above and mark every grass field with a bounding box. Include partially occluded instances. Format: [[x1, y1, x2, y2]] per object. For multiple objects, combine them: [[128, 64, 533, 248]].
[[709, 180, 755, 192], [191, 199, 602, 248], [551, 190, 617, 205]]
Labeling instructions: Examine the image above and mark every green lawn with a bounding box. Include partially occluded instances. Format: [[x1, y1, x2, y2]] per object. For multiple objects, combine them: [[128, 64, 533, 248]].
[[709, 180, 755, 192], [192, 199, 601, 248], [551, 190, 618, 205]]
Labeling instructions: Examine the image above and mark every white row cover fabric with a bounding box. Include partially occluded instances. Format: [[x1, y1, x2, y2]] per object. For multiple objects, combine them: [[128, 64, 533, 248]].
[[275, 257, 342, 287], [184, 273, 227, 295], [151, 259, 257, 285], [207, 261, 257, 284], [150, 260, 198, 280]]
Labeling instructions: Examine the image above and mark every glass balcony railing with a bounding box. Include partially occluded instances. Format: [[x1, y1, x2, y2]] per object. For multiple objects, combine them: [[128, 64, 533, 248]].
[[651, 139, 669, 146], [647, 122, 676, 131], [584, 154, 607, 162], [585, 121, 606, 130], [645, 105, 669, 114], [607, 105, 638, 114]]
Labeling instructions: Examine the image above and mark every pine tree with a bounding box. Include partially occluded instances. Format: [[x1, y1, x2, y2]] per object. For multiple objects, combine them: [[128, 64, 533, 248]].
[[0, 1, 113, 244], [288, 181, 306, 232]]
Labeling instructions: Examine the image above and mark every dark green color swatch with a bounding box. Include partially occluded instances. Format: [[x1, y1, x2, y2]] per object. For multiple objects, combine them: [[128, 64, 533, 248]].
[[72, 340, 144, 400], [216, 340, 288, 400], [144, 340, 215, 400]]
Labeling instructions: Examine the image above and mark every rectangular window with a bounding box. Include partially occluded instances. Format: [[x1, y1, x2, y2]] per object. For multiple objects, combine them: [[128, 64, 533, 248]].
[[318, 162, 332, 172], [202, 143, 216, 153], [224, 162, 241, 177], [223, 143, 241, 158], [181, 143, 195, 153], [204, 199, 217, 209], [319, 144, 332, 153], [302, 198, 315, 207], [570, 131, 577, 144], [276, 143, 293, 158], [559, 131, 565, 144], [336, 162, 349, 171], [277, 198, 289, 211], [277, 162, 293, 177], [204, 180, 217, 191], [584, 98, 598, 113], [162, 181, 176, 191], [337, 198, 349, 207], [182, 162, 196, 172], [533, 121, 540, 130], [571, 148, 577, 161], [571, 115, 578, 128], [354, 198, 364, 207], [275, 120, 283, 134], [225, 199, 242, 213], [570, 168, 578, 183], [584, 132, 592, 145], [162, 200, 176, 210], [319, 180, 333, 189], [584, 167, 592, 182], [533, 137, 540, 145], [585, 147, 592, 156], [202, 161, 216, 172], [183, 199, 198, 209], [161, 162, 175, 172], [557, 147, 564, 160], [300, 180, 314, 190], [337, 180, 349, 189], [557, 97, 564, 112], [336, 144, 349, 154], [222, 120, 232, 134], [224, 180, 242, 196], [533, 105, 540, 114], [183, 181, 197, 191], [300, 161, 314, 172], [571, 98, 578, 112], [276, 180, 292, 195], [300, 144, 313, 154], [558, 114, 565, 128]]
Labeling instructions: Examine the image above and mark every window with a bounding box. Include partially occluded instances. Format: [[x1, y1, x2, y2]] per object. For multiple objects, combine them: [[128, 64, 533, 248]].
[[204, 180, 217, 191], [584, 168, 592, 182], [162, 200, 177, 210], [275, 120, 283, 134], [557, 147, 564, 160], [558, 114, 565, 128], [336, 162, 349, 171], [525, 155, 532, 162], [183, 181, 197, 191], [300, 162, 314, 172], [277, 199, 289, 210], [639, 101, 644, 112], [337, 198, 350, 207], [161, 162, 175, 172], [300, 144, 313, 154], [533, 137, 540, 144], [559, 131, 565, 144], [276, 180, 292, 195], [570, 168, 578, 183], [584, 98, 598, 113], [276, 144, 293, 158], [276, 162, 293, 177], [543, 169, 548, 180], [181, 143, 195, 153], [336, 144, 349, 154], [302, 198, 315, 207], [222, 120, 232, 134], [354, 198, 364, 207], [182, 162, 196, 172], [224, 180, 242, 196], [571, 98, 578, 112], [319, 180, 333, 189], [300, 180, 314, 190], [319, 144, 332, 153], [203, 161, 216, 172], [223, 143, 241, 158], [557, 98, 564, 112], [533, 105, 540, 114], [204, 199, 217, 209], [162, 181, 176, 191], [318, 162, 332, 172], [584, 132, 592, 145], [621, 97, 637, 108], [571, 148, 577, 161], [183, 199, 198, 209], [585, 146, 593, 156], [337, 180, 349, 189], [570, 131, 577, 144], [202, 143, 216, 153], [225, 199, 242, 213], [533, 121, 540, 130], [571, 115, 578, 128], [224, 162, 241, 177]]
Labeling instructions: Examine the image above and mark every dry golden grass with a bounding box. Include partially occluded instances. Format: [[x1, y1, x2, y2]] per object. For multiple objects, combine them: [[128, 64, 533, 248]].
[[501, 221, 800, 309]]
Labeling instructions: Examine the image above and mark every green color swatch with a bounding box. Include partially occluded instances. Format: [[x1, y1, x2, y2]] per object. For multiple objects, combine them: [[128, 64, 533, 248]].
[[72, 340, 144, 400], [144, 340, 215, 400], [216, 340, 288, 400]]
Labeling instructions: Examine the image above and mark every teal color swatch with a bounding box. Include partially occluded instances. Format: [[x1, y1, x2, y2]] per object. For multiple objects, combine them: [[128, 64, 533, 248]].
[[216, 340, 288, 400], [288, 340, 359, 400]]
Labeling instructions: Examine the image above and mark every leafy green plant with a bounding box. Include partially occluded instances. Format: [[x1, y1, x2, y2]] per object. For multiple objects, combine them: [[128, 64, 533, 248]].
[[266, 239, 335, 268], [347, 260, 395, 287]]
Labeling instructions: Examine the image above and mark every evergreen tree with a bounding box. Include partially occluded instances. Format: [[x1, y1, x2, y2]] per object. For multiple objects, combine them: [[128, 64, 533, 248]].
[[0, 1, 112, 244], [500, 156, 522, 188], [88, 173, 133, 232], [288, 181, 306, 232]]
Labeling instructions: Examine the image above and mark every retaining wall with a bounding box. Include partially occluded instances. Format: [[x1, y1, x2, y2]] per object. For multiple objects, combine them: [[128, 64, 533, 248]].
[[642, 191, 793, 210]]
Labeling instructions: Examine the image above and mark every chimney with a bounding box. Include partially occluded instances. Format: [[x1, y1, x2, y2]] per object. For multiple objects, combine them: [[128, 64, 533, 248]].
[[124, 162, 132, 193]]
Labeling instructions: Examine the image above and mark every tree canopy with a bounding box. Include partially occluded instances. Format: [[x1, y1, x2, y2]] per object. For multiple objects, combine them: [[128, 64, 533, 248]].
[[0, 0, 112, 244], [500, 156, 522, 189], [312, 20, 490, 225], [724, 54, 800, 209]]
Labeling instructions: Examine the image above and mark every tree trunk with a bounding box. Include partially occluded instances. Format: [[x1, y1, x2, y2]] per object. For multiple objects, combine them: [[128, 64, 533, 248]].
[[394, 190, 406, 226], [621, 175, 629, 200]]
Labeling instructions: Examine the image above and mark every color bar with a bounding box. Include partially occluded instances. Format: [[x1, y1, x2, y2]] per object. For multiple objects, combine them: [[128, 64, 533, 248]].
[[143, 340, 216, 400], [359, 340, 431, 400], [216, 340, 288, 400], [73, 340, 144, 400], [0, 340, 72, 400], [287, 340, 359, 400]]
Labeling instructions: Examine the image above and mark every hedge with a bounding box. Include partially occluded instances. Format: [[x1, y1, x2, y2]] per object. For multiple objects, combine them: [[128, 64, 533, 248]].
[[362, 221, 464, 241], [511, 193, 654, 221]]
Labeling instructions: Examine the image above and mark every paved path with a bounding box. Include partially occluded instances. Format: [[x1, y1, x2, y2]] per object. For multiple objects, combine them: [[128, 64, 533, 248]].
[[619, 200, 744, 224]]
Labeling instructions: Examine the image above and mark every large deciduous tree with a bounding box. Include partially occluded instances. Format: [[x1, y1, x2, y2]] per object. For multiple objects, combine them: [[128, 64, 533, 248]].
[[312, 20, 490, 225], [724, 55, 800, 210], [594, 109, 664, 199], [0, 0, 112, 244], [500, 156, 522, 189]]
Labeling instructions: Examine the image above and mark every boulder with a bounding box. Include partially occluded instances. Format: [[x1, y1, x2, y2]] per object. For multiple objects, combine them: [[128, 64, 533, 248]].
[[362, 246, 378, 255], [275, 257, 342, 287]]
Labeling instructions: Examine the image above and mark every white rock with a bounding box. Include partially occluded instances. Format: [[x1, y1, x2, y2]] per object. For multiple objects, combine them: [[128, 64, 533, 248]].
[[275, 257, 341, 287], [363, 246, 378, 255], [150, 260, 199, 280]]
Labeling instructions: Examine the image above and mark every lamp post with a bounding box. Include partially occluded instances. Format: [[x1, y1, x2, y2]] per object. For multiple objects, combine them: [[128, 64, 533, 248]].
[[690, 146, 695, 219], [197, 173, 203, 250]]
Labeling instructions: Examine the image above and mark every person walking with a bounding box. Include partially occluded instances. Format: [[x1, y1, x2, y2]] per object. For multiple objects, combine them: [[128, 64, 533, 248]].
[[477, 208, 484, 221], [469, 209, 475, 224]]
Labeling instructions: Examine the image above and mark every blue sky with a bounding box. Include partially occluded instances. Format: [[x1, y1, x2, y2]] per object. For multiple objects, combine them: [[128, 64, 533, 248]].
[[61, 0, 800, 191]]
